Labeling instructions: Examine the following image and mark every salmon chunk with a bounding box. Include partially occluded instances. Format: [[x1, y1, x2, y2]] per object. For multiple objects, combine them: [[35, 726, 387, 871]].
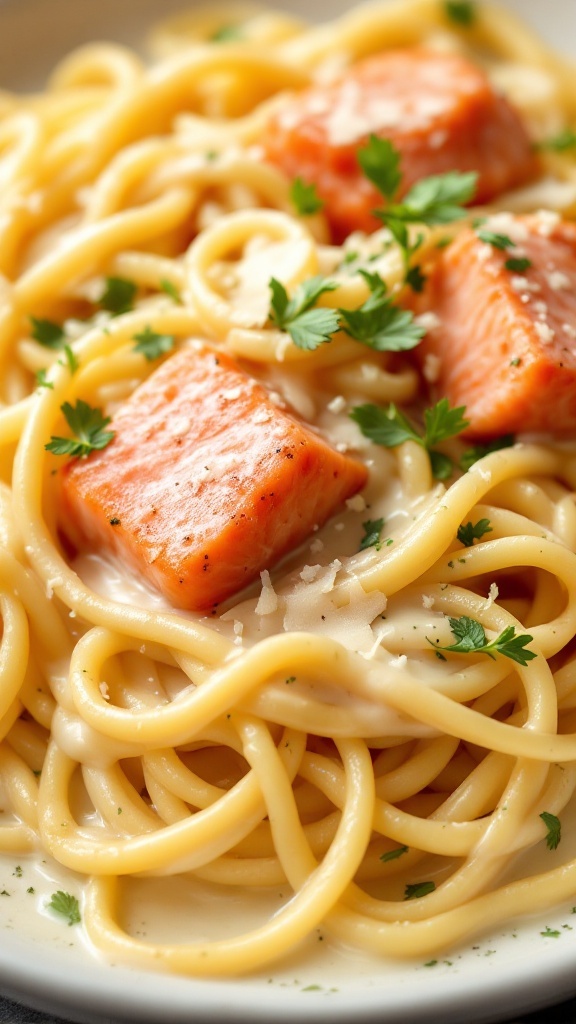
[[264, 48, 538, 241], [416, 212, 576, 437], [59, 344, 367, 610]]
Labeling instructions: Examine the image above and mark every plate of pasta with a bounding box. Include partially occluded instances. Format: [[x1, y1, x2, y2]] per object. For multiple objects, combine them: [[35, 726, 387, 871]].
[[2, 0, 576, 1022]]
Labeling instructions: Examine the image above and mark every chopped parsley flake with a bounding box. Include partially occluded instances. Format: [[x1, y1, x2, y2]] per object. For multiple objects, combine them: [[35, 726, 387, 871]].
[[359, 517, 385, 551], [132, 325, 175, 361], [540, 811, 561, 850], [30, 316, 66, 349], [538, 129, 576, 152], [457, 518, 493, 547], [36, 368, 54, 390], [380, 845, 409, 863], [290, 177, 324, 216], [404, 880, 436, 900], [159, 279, 182, 303], [477, 231, 515, 251], [98, 276, 137, 316], [504, 256, 532, 273], [211, 23, 245, 41], [48, 890, 81, 926], [61, 344, 78, 374], [444, 1, 476, 25]]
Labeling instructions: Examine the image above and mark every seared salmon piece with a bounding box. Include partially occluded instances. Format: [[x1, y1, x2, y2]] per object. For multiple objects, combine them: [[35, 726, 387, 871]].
[[415, 212, 576, 437], [59, 344, 367, 610], [264, 48, 538, 241]]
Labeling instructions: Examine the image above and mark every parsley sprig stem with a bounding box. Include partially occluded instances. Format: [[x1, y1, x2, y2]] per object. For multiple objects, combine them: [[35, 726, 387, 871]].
[[427, 615, 537, 666], [357, 135, 477, 287]]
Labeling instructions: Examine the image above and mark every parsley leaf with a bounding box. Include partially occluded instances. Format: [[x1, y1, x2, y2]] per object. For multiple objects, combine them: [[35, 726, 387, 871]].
[[379, 171, 478, 229], [359, 517, 385, 551], [540, 811, 561, 851], [30, 317, 66, 349], [36, 368, 54, 390], [350, 402, 420, 448], [457, 518, 493, 547], [460, 434, 515, 471], [268, 276, 339, 350], [538, 129, 576, 153], [428, 615, 537, 665], [404, 881, 436, 900], [98, 276, 137, 316], [357, 135, 402, 200], [211, 23, 244, 41], [61, 344, 78, 375], [160, 279, 182, 303], [504, 256, 532, 273], [291, 177, 324, 216], [445, 1, 476, 25], [357, 137, 475, 292], [477, 231, 515, 251], [423, 398, 469, 447], [132, 325, 175, 361], [48, 890, 81, 926], [405, 264, 427, 293], [350, 397, 468, 479], [380, 845, 408, 863], [338, 271, 424, 352], [45, 399, 115, 458]]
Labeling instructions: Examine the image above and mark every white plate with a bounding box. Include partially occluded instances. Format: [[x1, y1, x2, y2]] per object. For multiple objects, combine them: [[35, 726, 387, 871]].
[[0, 1, 576, 1022]]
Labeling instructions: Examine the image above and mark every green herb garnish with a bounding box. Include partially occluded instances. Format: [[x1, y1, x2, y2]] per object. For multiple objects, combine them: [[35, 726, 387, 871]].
[[268, 276, 339, 350], [477, 231, 515, 251], [36, 368, 54, 390], [211, 23, 244, 42], [132, 325, 175, 361], [460, 434, 515, 471], [427, 616, 537, 665], [48, 890, 81, 926], [457, 518, 493, 547], [45, 399, 115, 458], [350, 397, 468, 480], [291, 177, 324, 216], [380, 845, 409, 863], [357, 135, 476, 285], [98, 276, 137, 316], [504, 257, 532, 273], [338, 270, 424, 352], [359, 517, 385, 552], [160, 279, 182, 303], [61, 344, 78, 374], [538, 129, 576, 153], [404, 881, 436, 900], [445, 1, 476, 25], [30, 317, 66, 349], [540, 811, 561, 850]]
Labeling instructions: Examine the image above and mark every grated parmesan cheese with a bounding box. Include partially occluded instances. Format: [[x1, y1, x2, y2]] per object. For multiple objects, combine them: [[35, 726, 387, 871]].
[[255, 570, 278, 615], [534, 321, 555, 345]]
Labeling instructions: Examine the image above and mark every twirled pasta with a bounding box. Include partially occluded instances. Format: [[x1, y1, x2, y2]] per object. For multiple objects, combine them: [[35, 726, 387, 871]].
[[1, 0, 576, 980]]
